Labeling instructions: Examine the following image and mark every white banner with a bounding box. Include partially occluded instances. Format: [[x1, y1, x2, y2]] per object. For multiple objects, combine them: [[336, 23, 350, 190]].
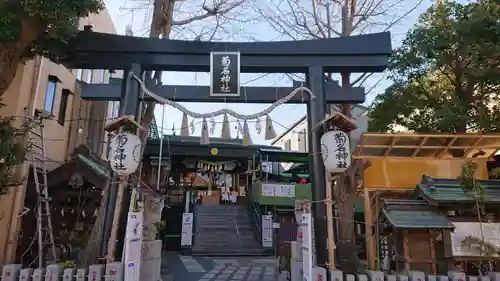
[[261, 215, 273, 248], [261, 184, 295, 197], [181, 213, 194, 246], [124, 212, 143, 281], [451, 222, 500, 257], [302, 213, 313, 281]]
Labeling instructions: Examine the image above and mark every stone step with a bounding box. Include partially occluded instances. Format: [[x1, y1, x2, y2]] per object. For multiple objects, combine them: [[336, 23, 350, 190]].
[[196, 225, 254, 231], [196, 214, 251, 219], [191, 248, 269, 257], [195, 237, 257, 242]]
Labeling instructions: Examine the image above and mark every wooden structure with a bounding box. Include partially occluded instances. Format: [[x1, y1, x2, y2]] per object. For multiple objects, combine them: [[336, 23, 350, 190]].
[[379, 176, 500, 274], [354, 132, 500, 270], [379, 199, 455, 274], [18, 145, 110, 266]]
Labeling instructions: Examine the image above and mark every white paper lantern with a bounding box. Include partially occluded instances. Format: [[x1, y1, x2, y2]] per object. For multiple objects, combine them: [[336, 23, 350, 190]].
[[109, 132, 142, 175], [320, 130, 351, 173]]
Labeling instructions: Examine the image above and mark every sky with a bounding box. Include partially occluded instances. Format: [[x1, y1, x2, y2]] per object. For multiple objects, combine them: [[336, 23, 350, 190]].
[[102, 0, 439, 145]]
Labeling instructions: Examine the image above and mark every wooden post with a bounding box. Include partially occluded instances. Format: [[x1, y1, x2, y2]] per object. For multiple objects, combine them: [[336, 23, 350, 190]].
[[103, 116, 144, 262], [326, 174, 336, 268], [364, 188, 376, 269], [107, 179, 127, 262], [429, 230, 436, 274], [374, 192, 380, 269], [403, 229, 410, 271]]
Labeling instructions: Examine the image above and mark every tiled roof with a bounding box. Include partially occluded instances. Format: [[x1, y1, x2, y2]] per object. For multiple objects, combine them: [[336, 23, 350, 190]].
[[381, 199, 455, 229], [415, 175, 500, 204]]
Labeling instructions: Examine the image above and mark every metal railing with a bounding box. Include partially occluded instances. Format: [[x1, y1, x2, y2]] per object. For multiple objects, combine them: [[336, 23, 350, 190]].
[[247, 192, 262, 244]]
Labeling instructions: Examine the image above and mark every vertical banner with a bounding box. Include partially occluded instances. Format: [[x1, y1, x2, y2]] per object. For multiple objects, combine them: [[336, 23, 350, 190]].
[[181, 213, 194, 246], [261, 215, 273, 248], [124, 211, 143, 281], [210, 52, 241, 97], [302, 201, 313, 281]]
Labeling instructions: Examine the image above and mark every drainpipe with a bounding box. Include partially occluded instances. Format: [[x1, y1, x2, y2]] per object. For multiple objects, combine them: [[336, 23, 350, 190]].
[[4, 55, 43, 263]]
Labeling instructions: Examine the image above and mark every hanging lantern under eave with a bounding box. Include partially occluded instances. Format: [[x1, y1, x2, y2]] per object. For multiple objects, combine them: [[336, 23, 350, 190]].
[[320, 130, 351, 173], [109, 132, 142, 176]]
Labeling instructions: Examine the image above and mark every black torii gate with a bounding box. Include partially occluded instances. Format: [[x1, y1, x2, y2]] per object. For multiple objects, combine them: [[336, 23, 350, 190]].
[[63, 30, 392, 269]]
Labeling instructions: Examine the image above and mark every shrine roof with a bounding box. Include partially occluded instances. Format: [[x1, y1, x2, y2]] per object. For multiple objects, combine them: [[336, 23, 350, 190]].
[[46, 145, 110, 188], [145, 135, 277, 158], [381, 199, 454, 229], [353, 132, 500, 159], [257, 148, 309, 163], [413, 175, 500, 204]]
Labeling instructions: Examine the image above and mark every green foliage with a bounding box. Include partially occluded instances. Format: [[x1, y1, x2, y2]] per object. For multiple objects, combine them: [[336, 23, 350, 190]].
[[461, 235, 499, 258], [0, 99, 30, 194], [459, 160, 485, 200], [155, 220, 167, 240], [59, 260, 75, 268], [368, 0, 500, 133], [0, 0, 104, 60]]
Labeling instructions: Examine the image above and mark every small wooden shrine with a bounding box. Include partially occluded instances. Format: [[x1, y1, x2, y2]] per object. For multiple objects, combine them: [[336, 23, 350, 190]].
[[353, 132, 500, 271], [18, 145, 110, 266], [379, 176, 500, 275]]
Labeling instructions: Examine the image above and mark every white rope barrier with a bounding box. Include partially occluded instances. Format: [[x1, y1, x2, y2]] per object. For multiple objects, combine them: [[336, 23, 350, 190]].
[[131, 74, 315, 120]]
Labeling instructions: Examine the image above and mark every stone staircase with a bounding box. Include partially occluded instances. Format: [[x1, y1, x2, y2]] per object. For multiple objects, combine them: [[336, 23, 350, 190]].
[[192, 204, 264, 256]]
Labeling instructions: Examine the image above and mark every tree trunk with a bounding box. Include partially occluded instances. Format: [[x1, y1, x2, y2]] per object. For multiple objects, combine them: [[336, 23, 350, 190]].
[[336, 173, 358, 273], [0, 19, 39, 97], [334, 72, 359, 273]]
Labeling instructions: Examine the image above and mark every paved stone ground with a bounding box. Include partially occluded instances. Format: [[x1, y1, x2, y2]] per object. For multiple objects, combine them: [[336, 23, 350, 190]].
[[161, 253, 287, 281]]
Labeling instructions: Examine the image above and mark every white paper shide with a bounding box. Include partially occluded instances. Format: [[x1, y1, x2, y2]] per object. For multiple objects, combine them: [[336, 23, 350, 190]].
[[109, 132, 142, 175], [320, 130, 351, 173]]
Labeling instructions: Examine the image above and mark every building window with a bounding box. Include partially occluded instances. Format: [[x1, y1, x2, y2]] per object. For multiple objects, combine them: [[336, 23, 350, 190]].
[[76, 69, 83, 81], [109, 101, 120, 119], [44, 76, 59, 113], [100, 70, 107, 83], [85, 70, 93, 83], [58, 89, 70, 125], [284, 139, 291, 150]]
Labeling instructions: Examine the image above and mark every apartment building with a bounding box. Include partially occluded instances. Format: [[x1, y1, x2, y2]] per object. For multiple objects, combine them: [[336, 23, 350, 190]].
[[271, 105, 369, 170], [0, 8, 119, 264]]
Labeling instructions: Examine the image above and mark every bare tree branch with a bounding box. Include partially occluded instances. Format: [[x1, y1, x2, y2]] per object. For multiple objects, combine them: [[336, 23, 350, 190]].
[[254, 0, 424, 88]]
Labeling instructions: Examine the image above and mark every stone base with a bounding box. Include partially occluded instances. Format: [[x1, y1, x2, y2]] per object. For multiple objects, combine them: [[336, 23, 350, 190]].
[[140, 240, 162, 281]]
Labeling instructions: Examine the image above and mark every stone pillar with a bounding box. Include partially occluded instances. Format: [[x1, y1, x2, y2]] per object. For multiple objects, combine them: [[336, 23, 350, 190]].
[[140, 193, 164, 281]]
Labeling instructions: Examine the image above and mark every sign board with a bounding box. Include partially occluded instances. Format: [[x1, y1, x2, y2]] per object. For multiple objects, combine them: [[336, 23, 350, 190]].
[[239, 185, 246, 196], [124, 212, 143, 281], [149, 157, 171, 168], [210, 52, 240, 97], [451, 222, 500, 257], [181, 212, 194, 246], [88, 264, 105, 281], [2, 264, 22, 281], [106, 262, 124, 281], [262, 215, 273, 248], [261, 183, 295, 197]]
